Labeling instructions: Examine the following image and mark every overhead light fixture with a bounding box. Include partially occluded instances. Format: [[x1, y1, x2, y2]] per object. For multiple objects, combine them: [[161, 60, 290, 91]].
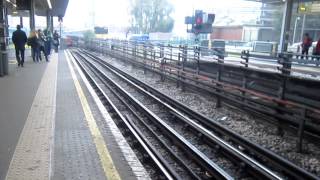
[[12, 11, 18, 14], [47, 0, 52, 9]]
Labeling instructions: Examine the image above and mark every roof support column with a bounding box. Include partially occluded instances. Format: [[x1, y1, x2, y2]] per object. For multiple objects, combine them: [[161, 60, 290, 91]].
[[29, 0, 35, 30], [20, 16, 23, 28], [50, 15, 54, 33], [0, 0, 6, 51], [46, 10, 50, 30], [279, 0, 293, 53], [0, 0, 8, 76]]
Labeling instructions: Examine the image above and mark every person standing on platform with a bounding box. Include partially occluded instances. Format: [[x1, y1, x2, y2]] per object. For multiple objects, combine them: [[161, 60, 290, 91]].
[[313, 37, 320, 62], [12, 25, 27, 67], [53, 30, 60, 52], [27, 30, 40, 62], [37, 29, 49, 62], [301, 33, 313, 60], [44, 29, 52, 56]]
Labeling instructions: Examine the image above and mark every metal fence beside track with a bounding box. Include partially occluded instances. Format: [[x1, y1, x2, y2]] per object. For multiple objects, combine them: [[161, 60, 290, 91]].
[[70, 37, 320, 153]]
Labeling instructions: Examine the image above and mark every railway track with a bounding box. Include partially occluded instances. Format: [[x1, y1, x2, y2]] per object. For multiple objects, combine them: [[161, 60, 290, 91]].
[[69, 49, 319, 179], [73, 38, 320, 149]]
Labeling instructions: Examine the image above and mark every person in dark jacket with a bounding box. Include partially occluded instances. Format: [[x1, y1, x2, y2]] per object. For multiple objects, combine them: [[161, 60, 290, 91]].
[[53, 30, 60, 52], [313, 37, 320, 62], [12, 25, 27, 67], [43, 29, 52, 56], [37, 29, 48, 62], [27, 30, 40, 62], [301, 33, 313, 59]]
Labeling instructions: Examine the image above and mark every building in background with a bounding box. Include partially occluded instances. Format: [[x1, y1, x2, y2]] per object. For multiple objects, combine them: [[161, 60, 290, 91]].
[[210, 25, 243, 40]]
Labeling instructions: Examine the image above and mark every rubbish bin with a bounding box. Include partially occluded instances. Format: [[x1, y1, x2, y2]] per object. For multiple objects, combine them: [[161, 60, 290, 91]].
[[2, 51, 8, 75]]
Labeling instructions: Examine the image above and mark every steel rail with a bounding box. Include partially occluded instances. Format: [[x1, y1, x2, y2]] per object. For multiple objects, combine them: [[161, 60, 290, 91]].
[[80, 49, 320, 180], [73, 52, 200, 180], [72, 50, 233, 179], [68, 50, 178, 180], [78, 49, 286, 179]]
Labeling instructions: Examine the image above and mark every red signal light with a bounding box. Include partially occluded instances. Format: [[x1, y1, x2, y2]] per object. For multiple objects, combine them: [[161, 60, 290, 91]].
[[196, 17, 202, 25]]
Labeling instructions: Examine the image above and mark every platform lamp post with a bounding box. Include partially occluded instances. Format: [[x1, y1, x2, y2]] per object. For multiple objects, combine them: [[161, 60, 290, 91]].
[[292, 16, 300, 44]]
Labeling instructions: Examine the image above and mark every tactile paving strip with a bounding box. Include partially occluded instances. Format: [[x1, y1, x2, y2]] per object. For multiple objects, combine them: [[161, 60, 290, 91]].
[[5, 54, 58, 180], [52, 52, 106, 180]]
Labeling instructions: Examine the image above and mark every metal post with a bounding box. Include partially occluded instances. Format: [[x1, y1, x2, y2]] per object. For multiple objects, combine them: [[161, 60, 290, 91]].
[[59, 21, 62, 38], [46, 10, 50, 30], [0, 0, 6, 51], [29, 0, 35, 30], [181, 45, 187, 92], [50, 15, 54, 33], [4, 5, 8, 46], [215, 65, 222, 108], [0, 0, 8, 75], [279, 0, 293, 52], [300, 14, 306, 42], [292, 17, 300, 44], [297, 109, 306, 153], [143, 43, 147, 74], [20, 16, 23, 28]]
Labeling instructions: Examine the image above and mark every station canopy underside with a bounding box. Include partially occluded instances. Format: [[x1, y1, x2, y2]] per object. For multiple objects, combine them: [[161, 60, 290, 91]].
[[7, 0, 69, 17]]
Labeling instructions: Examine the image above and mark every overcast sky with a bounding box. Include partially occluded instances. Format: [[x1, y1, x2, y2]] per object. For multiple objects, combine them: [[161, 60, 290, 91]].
[[63, 0, 262, 34]]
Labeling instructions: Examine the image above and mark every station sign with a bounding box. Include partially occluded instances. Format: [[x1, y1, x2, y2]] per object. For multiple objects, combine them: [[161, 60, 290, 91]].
[[298, 1, 320, 14]]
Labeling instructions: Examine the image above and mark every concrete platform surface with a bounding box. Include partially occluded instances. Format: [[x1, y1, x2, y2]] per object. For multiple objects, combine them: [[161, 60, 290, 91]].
[[0, 50, 149, 180], [0, 55, 48, 180]]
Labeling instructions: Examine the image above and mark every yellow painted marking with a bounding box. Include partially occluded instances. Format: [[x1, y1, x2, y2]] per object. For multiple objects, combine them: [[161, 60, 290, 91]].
[[65, 51, 121, 180], [9, 60, 17, 64]]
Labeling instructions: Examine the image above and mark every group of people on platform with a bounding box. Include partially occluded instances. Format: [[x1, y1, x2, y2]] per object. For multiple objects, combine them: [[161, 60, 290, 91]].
[[12, 25, 60, 67]]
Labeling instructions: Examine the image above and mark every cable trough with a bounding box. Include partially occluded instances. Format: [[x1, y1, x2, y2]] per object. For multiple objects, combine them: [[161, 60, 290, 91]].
[[70, 49, 319, 179]]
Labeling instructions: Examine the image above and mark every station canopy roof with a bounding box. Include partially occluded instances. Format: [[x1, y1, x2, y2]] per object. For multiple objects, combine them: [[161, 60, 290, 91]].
[[6, 0, 69, 17]]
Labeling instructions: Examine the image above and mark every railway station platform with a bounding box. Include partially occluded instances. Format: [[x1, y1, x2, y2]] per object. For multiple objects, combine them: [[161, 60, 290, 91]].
[[0, 50, 149, 180]]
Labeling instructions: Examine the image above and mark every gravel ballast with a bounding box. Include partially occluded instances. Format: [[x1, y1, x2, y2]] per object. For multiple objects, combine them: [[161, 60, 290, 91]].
[[97, 53, 320, 177]]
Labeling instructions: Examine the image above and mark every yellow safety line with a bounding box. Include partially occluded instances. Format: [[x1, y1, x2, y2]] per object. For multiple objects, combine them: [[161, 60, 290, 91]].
[[65, 50, 121, 180], [9, 60, 17, 64]]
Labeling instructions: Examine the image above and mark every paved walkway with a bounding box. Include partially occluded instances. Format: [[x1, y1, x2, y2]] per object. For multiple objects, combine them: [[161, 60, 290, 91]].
[[5, 53, 57, 180], [0, 55, 48, 180], [1, 50, 149, 180]]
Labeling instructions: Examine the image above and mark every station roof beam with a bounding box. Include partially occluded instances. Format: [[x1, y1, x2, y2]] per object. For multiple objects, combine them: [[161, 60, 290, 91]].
[[6, 0, 69, 17]]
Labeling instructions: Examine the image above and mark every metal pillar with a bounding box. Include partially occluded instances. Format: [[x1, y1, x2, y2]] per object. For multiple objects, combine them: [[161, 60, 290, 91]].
[[0, 0, 6, 51], [0, 0, 8, 76], [46, 10, 50, 30], [50, 15, 54, 33], [292, 17, 300, 44], [279, 0, 293, 52], [20, 16, 23, 28], [29, 0, 35, 30], [59, 21, 62, 38], [300, 14, 306, 42], [4, 6, 8, 45]]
